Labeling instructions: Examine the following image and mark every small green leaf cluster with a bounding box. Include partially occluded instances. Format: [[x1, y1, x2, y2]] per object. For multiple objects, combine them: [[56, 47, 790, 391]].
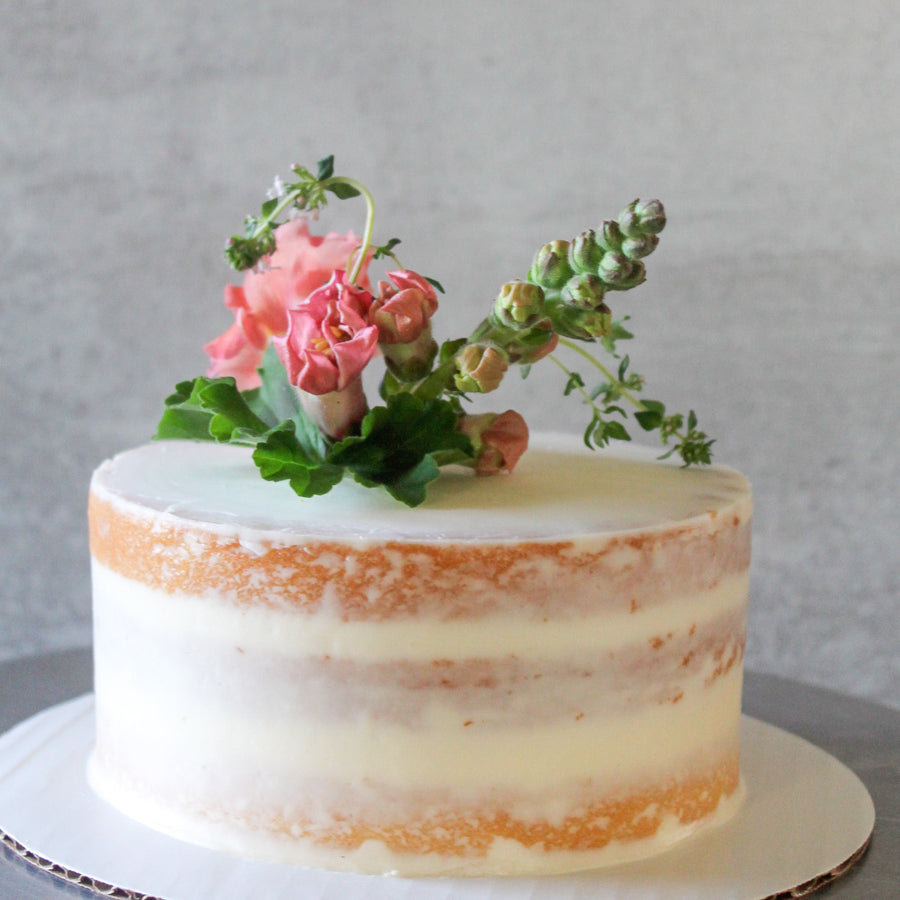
[[548, 337, 714, 466], [224, 155, 364, 272]]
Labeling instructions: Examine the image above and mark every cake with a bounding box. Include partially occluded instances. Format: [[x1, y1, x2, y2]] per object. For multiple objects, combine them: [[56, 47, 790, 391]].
[[88, 434, 752, 876], [87, 156, 751, 875]]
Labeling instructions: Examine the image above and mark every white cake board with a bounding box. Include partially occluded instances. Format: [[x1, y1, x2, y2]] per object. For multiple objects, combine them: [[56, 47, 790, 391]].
[[0, 696, 874, 900]]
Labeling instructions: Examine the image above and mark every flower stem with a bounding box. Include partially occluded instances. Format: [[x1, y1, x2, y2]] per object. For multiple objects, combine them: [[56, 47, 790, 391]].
[[324, 176, 375, 284], [556, 337, 647, 411], [546, 353, 604, 412]]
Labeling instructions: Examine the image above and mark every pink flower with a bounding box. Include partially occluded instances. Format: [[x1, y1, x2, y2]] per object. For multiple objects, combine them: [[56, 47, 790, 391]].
[[205, 220, 370, 389], [458, 410, 530, 475], [369, 270, 439, 344], [202, 318, 267, 387], [274, 271, 378, 395]]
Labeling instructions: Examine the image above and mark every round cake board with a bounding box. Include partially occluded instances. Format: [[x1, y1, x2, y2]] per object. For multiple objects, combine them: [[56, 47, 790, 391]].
[[0, 696, 874, 900]]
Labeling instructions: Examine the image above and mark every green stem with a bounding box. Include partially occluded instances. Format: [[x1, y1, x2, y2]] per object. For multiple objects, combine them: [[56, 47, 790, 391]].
[[254, 190, 303, 236], [547, 353, 607, 414], [556, 337, 647, 411], [324, 176, 376, 284]]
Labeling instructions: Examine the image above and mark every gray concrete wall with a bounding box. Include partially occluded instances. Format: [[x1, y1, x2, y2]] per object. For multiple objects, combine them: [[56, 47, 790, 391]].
[[2, 1, 898, 708]]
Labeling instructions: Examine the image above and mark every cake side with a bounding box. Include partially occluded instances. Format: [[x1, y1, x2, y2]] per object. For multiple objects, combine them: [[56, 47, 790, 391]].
[[88, 437, 751, 875]]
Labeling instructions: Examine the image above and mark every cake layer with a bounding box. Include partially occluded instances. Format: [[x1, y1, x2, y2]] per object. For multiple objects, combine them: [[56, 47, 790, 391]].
[[88, 435, 752, 875]]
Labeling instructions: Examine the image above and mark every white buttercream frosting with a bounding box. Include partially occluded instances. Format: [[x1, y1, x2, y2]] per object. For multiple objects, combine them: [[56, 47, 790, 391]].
[[90, 434, 751, 540]]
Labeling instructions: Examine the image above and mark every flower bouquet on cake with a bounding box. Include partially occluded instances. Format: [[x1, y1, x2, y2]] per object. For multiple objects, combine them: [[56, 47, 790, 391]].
[[157, 155, 713, 505]]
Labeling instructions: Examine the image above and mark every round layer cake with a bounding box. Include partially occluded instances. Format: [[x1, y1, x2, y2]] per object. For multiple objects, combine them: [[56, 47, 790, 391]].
[[87, 434, 752, 876]]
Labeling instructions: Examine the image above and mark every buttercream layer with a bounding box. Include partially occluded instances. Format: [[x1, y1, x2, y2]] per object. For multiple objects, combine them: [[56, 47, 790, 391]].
[[92, 561, 746, 721]]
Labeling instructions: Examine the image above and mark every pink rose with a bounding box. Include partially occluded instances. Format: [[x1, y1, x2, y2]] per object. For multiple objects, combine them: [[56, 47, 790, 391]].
[[205, 220, 370, 389], [458, 410, 530, 475], [369, 270, 439, 344], [274, 271, 378, 395]]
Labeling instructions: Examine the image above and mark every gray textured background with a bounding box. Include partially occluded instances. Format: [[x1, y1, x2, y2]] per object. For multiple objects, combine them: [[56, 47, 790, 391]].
[[2, 2, 898, 709]]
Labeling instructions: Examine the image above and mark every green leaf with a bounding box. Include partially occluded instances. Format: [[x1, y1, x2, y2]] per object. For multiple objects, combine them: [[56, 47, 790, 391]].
[[373, 238, 402, 260], [439, 338, 467, 364], [156, 405, 216, 441], [601, 420, 631, 442], [635, 399, 666, 431], [327, 394, 472, 506], [599, 316, 634, 356], [252, 424, 342, 497], [380, 455, 442, 507], [424, 276, 445, 294], [327, 182, 361, 200], [564, 372, 585, 396], [156, 376, 268, 443], [253, 346, 301, 422], [316, 155, 335, 180], [379, 368, 403, 400]]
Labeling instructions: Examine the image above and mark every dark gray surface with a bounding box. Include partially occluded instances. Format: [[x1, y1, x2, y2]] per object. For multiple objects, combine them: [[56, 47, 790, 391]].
[[0, 649, 896, 899]]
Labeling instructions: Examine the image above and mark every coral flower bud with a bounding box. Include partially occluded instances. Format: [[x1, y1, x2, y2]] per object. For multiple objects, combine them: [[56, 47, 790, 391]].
[[454, 343, 509, 393], [528, 240, 574, 290], [458, 410, 530, 475], [370, 270, 439, 345]]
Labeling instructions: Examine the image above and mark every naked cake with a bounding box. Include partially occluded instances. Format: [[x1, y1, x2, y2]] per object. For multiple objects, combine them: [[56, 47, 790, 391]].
[[87, 156, 751, 875]]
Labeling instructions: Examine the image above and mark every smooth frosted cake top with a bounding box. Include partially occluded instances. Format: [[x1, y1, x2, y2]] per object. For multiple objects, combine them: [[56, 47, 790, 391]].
[[90, 435, 751, 541]]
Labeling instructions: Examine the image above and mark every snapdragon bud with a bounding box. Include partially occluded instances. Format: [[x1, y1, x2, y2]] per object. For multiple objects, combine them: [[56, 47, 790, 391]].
[[609, 259, 646, 290], [457, 410, 529, 476], [549, 301, 612, 341], [621, 234, 659, 259], [597, 251, 634, 285], [560, 273, 606, 309], [633, 198, 666, 234], [596, 220, 623, 253], [568, 230, 605, 274], [491, 280, 546, 329], [618, 199, 666, 238], [454, 343, 509, 393], [528, 240, 574, 290]]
